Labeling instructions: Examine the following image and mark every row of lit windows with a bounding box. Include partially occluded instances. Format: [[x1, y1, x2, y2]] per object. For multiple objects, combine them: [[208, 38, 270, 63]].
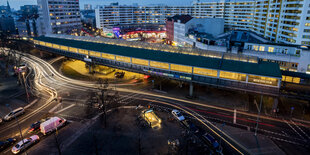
[[34, 40, 280, 86]]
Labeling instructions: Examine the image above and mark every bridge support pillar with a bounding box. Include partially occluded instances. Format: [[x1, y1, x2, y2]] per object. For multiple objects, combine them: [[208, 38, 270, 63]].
[[189, 82, 193, 97], [88, 63, 92, 74], [39, 51, 44, 58]]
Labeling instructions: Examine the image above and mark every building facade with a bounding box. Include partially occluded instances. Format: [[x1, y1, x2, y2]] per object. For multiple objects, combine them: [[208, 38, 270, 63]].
[[84, 4, 92, 10], [95, 3, 193, 29], [95, 0, 310, 46], [37, 0, 82, 35]]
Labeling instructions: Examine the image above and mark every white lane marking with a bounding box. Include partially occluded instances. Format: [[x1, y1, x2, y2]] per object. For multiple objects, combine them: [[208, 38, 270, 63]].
[[284, 119, 305, 140], [55, 104, 75, 114], [290, 120, 310, 139], [48, 103, 62, 113]]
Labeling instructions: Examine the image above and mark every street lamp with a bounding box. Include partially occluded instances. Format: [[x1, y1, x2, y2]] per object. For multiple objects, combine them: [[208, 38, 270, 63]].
[[22, 71, 30, 103], [6, 104, 27, 155]]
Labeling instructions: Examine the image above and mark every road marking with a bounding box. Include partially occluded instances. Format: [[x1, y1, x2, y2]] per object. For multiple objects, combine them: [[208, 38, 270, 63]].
[[48, 103, 62, 113], [55, 104, 75, 114], [290, 120, 310, 139], [284, 119, 305, 140]]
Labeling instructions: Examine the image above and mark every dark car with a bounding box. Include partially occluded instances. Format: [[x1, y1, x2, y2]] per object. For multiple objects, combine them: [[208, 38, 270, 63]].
[[27, 117, 50, 134], [0, 138, 17, 151], [27, 121, 41, 133], [182, 120, 199, 133], [202, 133, 222, 153], [114, 72, 125, 78]]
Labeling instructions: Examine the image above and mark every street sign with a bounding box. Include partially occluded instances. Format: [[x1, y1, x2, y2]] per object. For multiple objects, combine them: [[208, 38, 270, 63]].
[[84, 57, 92, 62]]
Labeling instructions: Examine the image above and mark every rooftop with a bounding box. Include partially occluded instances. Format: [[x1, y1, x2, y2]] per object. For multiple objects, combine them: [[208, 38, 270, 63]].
[[34, 36, 282, 78], [166, 15, 193, 23]]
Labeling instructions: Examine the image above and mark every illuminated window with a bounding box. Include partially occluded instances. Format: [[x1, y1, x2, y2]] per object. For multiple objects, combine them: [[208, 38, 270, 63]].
[[45, 43, 52, 47], [89, 51, 101, 57], [193, 67, 218, 77], [253, 45, 259, 51], [248, 75, 278, 86], [69, 47, 78, 53], [259, 46, 265, 51], [101, 53, 115, 60], [132, 58, 148, 66], [52, 44, 60, 49], [170, 64, 192, 73], [39, 41, 45, 46], [78, 49, 88, 55], [60, 46, 68, 51], [116, 56, 131, 63], [268, 47, 274, 52], [56, 22, 61, 25], [220, 71, 246, 81], [150, 61, 169, 70], [305, 23, 310, 26]]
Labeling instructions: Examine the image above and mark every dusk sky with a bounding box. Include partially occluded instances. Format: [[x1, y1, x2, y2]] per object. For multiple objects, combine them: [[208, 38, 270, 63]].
[[0, 0, 196, 10]]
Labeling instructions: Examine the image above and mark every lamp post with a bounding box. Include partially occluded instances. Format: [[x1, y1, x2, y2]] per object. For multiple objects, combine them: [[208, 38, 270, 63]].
[[22, 72, 30, 103], [6, 104, 27, 155], [255, 95, 263, 136]]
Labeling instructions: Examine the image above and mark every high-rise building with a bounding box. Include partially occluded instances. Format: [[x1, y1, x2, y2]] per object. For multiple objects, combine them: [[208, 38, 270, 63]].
[[95, 3, 193, 29], [84, 4, 92, 10], [95, 0, 310, 46], [37, 0, 82, 36]]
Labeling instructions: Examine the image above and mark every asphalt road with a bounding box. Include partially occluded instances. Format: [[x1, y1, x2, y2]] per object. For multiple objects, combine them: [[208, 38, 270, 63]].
[[1, 49, 310, 155]]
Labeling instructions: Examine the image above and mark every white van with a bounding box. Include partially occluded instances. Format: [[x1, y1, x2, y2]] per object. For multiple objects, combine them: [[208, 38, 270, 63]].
[[3, 107, 25, 121], [40, 117, 66, 135]]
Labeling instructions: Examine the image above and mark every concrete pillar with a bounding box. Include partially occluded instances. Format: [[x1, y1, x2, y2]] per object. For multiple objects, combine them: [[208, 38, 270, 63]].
[[246, 75, 249, 83], [189, 82, 194, 97], [88, 63, 92, 73], [277, 78, 281, 88], [40, 51, 44, 58]]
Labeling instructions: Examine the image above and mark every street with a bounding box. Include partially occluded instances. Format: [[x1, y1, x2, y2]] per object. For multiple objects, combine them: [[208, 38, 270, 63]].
[[1, 49, 310, 154]]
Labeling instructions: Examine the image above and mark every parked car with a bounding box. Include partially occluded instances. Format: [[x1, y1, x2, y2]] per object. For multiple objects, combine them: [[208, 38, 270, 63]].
[[202, 133, 222, 153], [11, 135, 39, 154], [171, 109, 185, 121], [114, 72, 125, 78], [3, 107, 25, 121], [0, 138, 16, 151], [182, 120, 199, 133], [40, 117, 66, 135]]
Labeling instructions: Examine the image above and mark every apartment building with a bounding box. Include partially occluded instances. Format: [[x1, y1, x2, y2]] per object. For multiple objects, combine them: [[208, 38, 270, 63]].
[[37, 0, 82, 35], [95, 3, 193, 29], [193, 0, 310, 46], [95, 0, 310, 46]]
